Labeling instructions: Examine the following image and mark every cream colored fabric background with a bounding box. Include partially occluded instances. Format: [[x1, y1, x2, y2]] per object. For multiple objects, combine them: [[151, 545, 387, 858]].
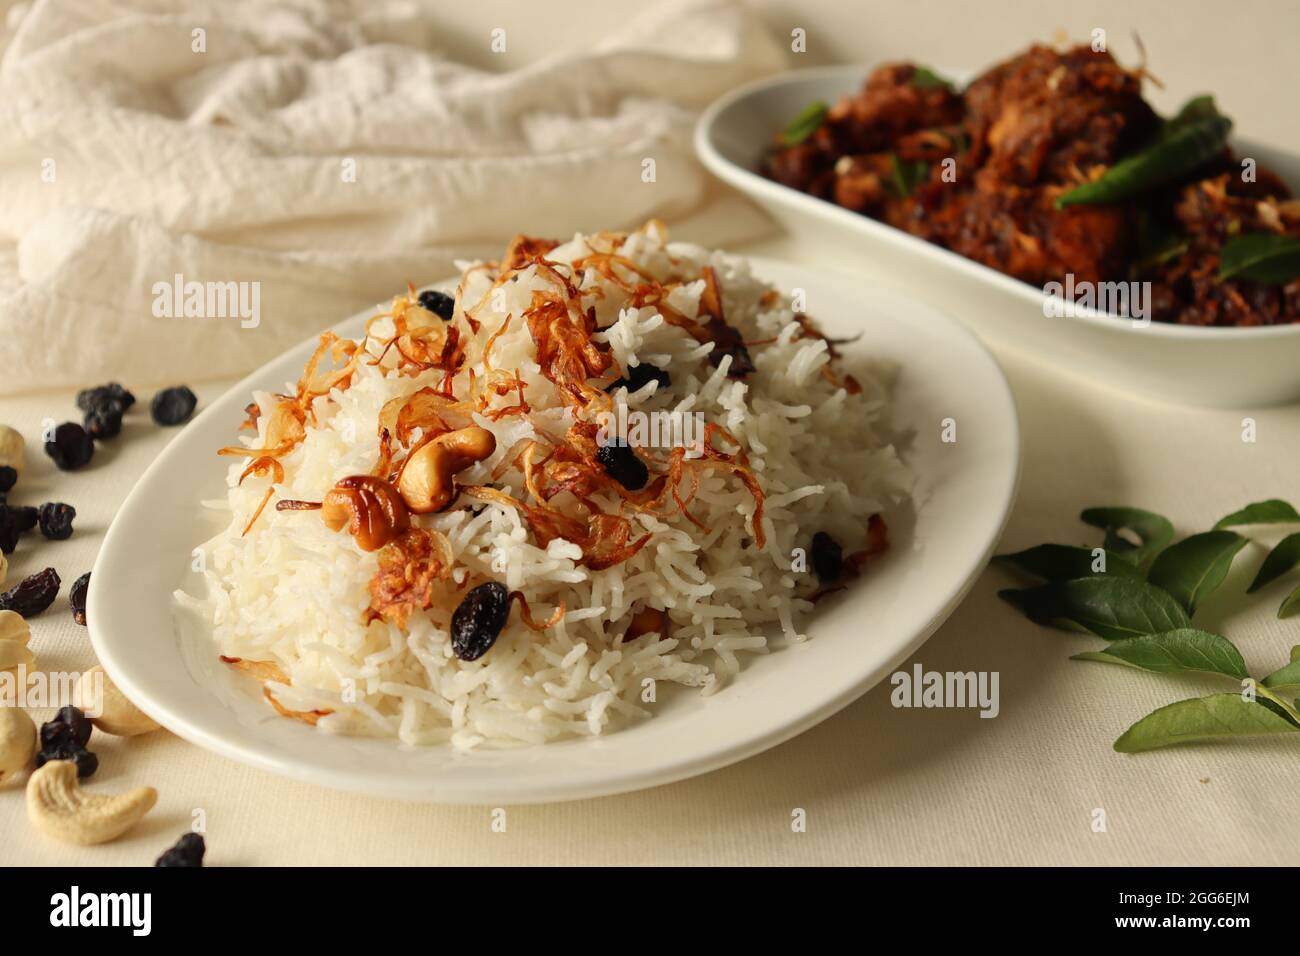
[[0, 0, 783, 393], [4, 0, 1300, 865]]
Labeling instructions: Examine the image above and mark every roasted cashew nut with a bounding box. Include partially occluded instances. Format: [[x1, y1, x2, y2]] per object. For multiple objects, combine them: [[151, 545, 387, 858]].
[[397, 426, 497, 513], [0, 638, 34, 675], [0, 609, 29, 645], [320, 475, 411, 552], [0, 706, 36, 784], [79, 666, 161, 737], [0, 425, 24, 475], [26, 760, 157, 845]]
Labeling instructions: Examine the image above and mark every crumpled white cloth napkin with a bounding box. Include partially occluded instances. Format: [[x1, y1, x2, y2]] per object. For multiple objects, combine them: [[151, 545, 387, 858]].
[[0, 0, 785, 395]]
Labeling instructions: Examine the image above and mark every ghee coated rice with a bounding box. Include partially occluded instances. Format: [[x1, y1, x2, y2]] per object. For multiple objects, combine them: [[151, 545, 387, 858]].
[[177, 222, 907, 749]]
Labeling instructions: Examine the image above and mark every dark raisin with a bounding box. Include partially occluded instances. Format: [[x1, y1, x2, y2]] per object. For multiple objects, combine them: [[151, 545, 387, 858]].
[[596, 442, 649, 491], [37, 502, 76, 541], [76, 383, 135, 413], [83, 403, 124, 439], [151, 386, 198, 426], [44, 422, 94, 471], [0, 466, 15, 493], [9, 505, 37, 533], [417, 289, 456, 321], [607, 363, 671, 393], [156, 833, 206, 867], [36, 708, 96, 777], [70, 572, 90, 626], [811, 531, 843, 582], [450, 581, 511, 661], [0, 567, 60, 617], [35, 745, 98, 779], [41, 706, 93, 749], [704, 317, 755, 378], [0, 504, 38, 554]]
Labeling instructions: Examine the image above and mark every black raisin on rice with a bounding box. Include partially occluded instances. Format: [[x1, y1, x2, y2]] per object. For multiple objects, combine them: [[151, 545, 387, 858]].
[[37, 502, 76, 541], [151, 386, 198, 426], [450, 581, 511, 662], [0, 566, 60, 617], [606, 362, 671, 394], [70, 571, 90, 626], [704, 317, 755, 379], [44, 422, 94, 471], [811, 531, 844, 582], [595, 441, 649, 491], [156, 833, 206, 867], [0, 465, 16, 493], [417, 289, 456, 321]]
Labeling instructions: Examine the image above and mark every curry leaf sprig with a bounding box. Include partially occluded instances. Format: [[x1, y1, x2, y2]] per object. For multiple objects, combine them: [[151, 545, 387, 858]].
[[1055, 95, 1232, 209], [997, 499, 1300, 753], [779, 101, 829, 147], [1218, 233, 1300, 284]]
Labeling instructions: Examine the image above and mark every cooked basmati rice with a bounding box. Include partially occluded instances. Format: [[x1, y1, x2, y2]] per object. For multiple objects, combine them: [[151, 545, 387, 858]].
[[177, 222, 908, 749]]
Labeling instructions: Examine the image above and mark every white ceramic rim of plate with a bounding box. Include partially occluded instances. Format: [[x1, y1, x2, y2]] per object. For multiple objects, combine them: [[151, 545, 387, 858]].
[[89, 255, 1021, 804], [695, 64, 1300, 342]]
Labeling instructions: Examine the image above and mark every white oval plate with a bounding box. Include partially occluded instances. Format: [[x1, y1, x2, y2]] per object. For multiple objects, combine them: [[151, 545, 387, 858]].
[[696, 65, 1300, 409], [89, 257, 1020, 804]]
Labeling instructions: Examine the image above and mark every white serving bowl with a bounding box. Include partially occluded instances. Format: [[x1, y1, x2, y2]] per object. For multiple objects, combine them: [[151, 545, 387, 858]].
[[696, 65, 1300, 409]]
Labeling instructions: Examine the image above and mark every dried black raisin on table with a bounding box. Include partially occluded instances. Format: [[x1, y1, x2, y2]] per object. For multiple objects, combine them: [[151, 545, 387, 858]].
[[417, 289, 456, 321], [38, 502, 76, 540], [83, 403, 124, 439], [70, 571, 90, 626], [151, 386, 198, 426], [156, 833, 206, 867], [34, 746, 97, 778], [451, 581, 511, 661], [0, 465, 15, 493], [78, 383, 135, 440], [596, 441, 649, 491], [0, 566, 60, 617], [44, 422, 94, 471], [811, 531, 843, 582], [0, 504, 38, 554], [36, 706, 97, 779], [606, 362, 671, 394], [9, 505, 38, 533], [76, 383, 136, 413], [41, 706, 92, 749]]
